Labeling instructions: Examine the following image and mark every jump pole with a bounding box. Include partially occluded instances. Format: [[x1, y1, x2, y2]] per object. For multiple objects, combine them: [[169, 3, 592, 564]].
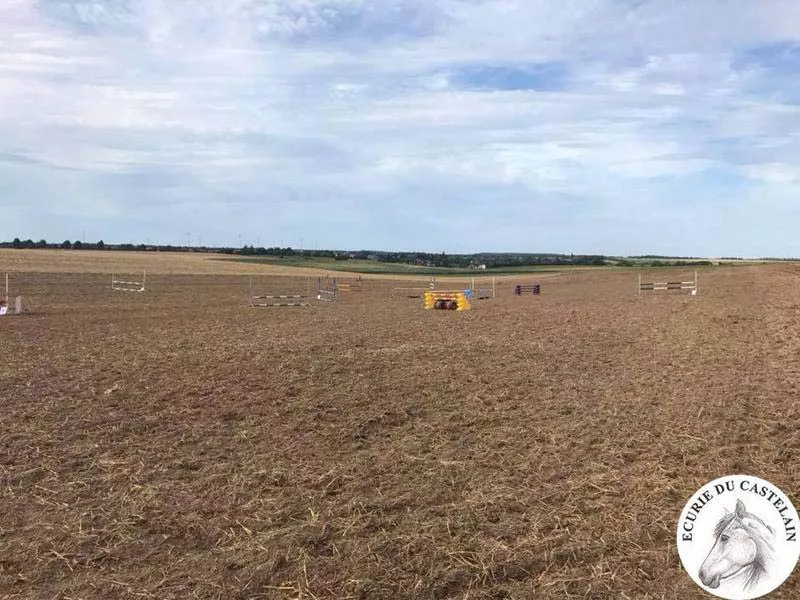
[[4, 273, 8, 308]]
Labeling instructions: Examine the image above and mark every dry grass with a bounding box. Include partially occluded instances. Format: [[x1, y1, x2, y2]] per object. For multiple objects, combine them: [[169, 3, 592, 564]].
[[0, 249, 351, 277], [2, 256, 800, 599], [0, 249, 565, 283]]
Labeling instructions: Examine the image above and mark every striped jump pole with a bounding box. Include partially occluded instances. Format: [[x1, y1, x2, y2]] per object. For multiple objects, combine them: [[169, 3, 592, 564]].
[[639, 271, 698, 295], [112, 270, 146, 292], [249, 275, 311, 306]]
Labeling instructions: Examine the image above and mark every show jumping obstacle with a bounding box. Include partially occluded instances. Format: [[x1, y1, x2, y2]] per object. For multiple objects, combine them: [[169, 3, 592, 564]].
[[112, 270, 146, 292], [393, 278, 436, 298], [393, 287, 425, 298], [514, 284, 540, 295], [1, 273, 23, 316], [337, 276, 362, 292], [317, 277, 338, 302], [423, 290, 470, 311], [471, 277, 496, 300], [638, 271, 698, 296], [249, 276, 311, 307]]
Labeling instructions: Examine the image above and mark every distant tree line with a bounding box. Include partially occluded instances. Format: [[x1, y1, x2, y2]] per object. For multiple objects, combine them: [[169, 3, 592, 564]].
[[0, 238, 331, 256], [630, 255, 705, 259], [4, 237, 788, 265], [0, 239, 609, 265], [617, 259, 714, 267], [0, 238, 107, 250], [366, 251, 610, 268]]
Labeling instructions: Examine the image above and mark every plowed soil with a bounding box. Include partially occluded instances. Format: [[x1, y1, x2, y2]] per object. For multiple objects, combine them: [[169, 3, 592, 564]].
[[2, 258, 799, 599]]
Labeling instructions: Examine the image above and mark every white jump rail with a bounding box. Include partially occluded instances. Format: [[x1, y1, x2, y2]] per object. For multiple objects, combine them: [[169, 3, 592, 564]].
[[249, 276, 311, 307], [112, 270, 146, 292], [638, 271, 698, 295]]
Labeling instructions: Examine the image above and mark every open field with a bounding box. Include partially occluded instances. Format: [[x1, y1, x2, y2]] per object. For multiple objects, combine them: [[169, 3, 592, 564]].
[[0, 249, 557, 281], [2, 255, 800, 599], [226, 256, 570, 276], [5, 248, 766, 279], [0, 249, 341, 277]]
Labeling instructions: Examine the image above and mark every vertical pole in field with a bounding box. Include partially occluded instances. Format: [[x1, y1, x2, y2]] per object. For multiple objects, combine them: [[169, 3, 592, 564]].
[[4, 272, 8, 307], [471, 277, 475, 293], [111, 270, 114, 290], [249, 276, 252, 307], [493, 276, 496, 298], [695, 270, 698, 295], [143, 270, 146, 291], [638, 272, 641, 296]]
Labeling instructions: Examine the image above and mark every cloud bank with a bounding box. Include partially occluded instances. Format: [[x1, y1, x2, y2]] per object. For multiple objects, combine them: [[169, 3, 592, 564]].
[[1, 0, 800, 255]]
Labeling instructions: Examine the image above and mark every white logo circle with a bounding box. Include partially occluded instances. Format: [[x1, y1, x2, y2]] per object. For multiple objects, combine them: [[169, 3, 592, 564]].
[[677, 475, 800, 599]]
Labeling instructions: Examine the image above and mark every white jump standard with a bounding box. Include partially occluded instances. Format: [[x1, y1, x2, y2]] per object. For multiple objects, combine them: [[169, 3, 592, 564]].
[[470, 277, 496, 299], [638, 271, 698, 295], [316, 277, 338, 302], [1, 273, 23, 316]]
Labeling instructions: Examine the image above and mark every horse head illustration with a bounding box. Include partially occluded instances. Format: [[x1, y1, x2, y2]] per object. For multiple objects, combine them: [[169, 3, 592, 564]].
[[699, 499, 775, 590]]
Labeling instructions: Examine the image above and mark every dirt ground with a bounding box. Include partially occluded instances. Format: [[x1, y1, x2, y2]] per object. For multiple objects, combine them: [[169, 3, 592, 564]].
[[2, 254, 799, 599]]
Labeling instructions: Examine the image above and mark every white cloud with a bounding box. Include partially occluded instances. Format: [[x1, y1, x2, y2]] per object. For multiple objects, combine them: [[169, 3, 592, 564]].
[[1, 0, 800, 253], [742, 163, 799, 184]]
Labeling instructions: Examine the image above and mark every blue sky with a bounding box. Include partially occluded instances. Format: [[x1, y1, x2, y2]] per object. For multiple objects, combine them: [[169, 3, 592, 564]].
[[2, 1, 800, 256]]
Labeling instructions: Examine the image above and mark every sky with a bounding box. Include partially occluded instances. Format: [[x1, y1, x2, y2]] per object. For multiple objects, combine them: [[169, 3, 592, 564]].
[[1, 1, 800, 256]]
